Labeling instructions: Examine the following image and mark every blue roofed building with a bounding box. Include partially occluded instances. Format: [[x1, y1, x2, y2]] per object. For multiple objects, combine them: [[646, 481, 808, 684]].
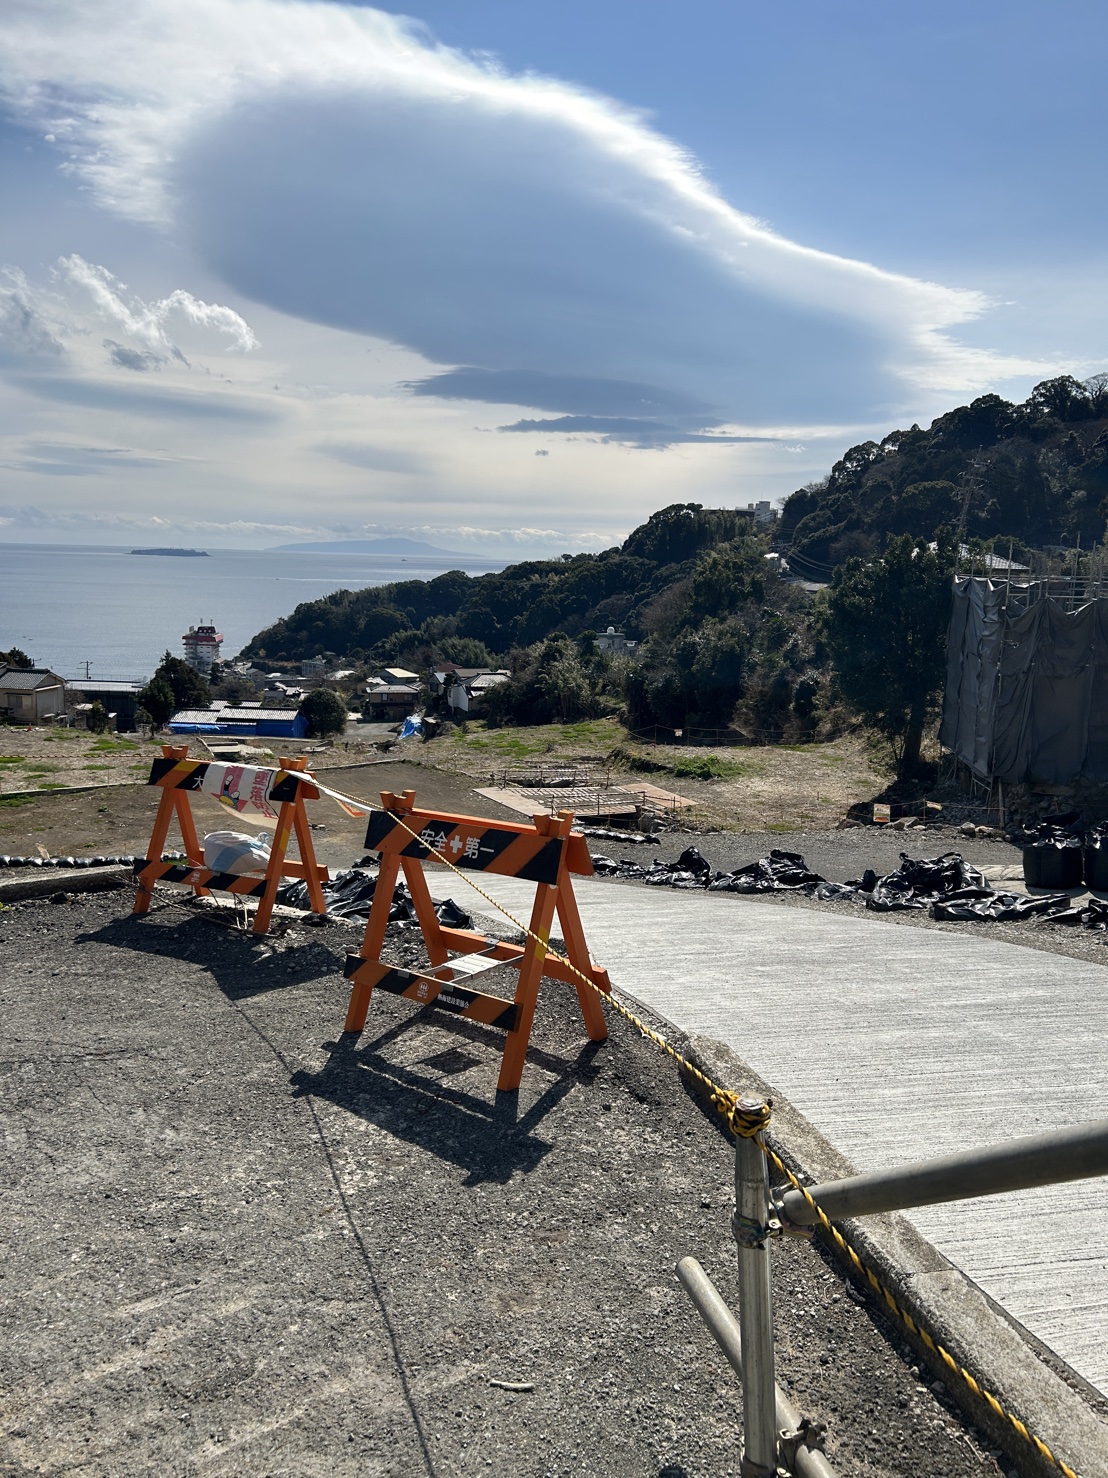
[[167, 705, 308, 738]]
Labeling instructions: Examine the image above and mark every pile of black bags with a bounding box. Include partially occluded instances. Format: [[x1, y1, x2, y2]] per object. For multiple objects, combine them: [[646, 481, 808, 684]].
[[276, 867, 473, 929]]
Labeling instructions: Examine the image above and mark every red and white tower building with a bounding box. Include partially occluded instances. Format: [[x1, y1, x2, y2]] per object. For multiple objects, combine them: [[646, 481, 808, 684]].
[[182, 622, 223, 676]]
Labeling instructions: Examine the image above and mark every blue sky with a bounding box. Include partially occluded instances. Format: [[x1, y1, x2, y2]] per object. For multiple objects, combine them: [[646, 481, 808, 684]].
[[0, 0, 1104, 553]]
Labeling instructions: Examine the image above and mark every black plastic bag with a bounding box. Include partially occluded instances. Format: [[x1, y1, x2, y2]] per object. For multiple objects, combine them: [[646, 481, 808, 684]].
[[866, 852, 987, 912], [590, 854, 649, 880], [931, 888, 1069, 921], [1043, 897, 1108, 930], [1017, 812, 1084, 890], [710, 849, 825, 894]]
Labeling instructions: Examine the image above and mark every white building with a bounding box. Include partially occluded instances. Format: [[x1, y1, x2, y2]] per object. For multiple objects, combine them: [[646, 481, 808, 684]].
[[0, 667, 67, 724], [596, 627, 638, 657], [182, 622, 223, 676]]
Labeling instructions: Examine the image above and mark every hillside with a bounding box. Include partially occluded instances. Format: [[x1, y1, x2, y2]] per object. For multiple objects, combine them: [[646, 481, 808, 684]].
[[241, 503, 759, 664], [779, 374, 1108, 578], [239, 376, 1108, 743]]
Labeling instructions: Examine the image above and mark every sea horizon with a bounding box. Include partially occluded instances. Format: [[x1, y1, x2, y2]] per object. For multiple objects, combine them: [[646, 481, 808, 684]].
[[0, 541, 507, 682]]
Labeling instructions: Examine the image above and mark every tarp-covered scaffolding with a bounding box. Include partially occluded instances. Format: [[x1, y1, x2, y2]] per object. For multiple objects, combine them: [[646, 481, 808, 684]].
[[940, 576, 1108, 784]]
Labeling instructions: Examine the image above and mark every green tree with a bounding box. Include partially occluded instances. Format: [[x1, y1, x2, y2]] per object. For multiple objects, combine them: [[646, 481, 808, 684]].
[[86, 700, 111, 734], [139, 675, 176, 728], [144, 652, 211, 712], [0, 647, 33, 670], [299, 687, 349, 738], [822, 535, 954, 778]]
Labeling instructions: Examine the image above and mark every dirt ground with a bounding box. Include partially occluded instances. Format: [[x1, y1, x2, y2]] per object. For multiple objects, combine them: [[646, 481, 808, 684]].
[[0, 716, 893, 864], [435, 720, 891, 832], [0, 886, 1013, 1477]]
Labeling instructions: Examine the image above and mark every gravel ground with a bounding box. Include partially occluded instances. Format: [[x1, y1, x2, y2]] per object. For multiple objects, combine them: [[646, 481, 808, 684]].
[[0, 887, 1012, 1477]]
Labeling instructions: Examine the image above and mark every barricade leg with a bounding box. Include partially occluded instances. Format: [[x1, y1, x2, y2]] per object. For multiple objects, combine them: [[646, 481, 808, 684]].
[[344, 853, 401, 1031], [496, 880, 560, 1092], [292, 799, 328, 915], [254, 800, 295, 935], [402, 859, 452, 971], [555, 878, 609, 1041], [133, 788, 177, 916]]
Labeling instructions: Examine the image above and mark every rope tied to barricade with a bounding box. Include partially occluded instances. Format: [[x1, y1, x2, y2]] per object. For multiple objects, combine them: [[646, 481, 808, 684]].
[[322, 794, 1083, 1478]]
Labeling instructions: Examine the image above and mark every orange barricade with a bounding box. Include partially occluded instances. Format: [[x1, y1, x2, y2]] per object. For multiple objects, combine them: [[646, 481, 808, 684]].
[[132, 745, 329, 935], [342, 788, 610, 1090]]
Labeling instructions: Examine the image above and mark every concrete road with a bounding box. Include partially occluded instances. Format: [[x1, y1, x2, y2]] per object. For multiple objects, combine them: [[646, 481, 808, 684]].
[[433, 867, 1108, 1399]]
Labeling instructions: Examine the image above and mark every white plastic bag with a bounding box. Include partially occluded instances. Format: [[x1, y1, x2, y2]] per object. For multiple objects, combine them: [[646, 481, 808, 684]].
[[203, 830, 272, 876]]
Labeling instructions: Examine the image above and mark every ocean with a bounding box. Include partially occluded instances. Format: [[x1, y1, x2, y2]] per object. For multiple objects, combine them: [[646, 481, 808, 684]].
[[0, 543, 507, 681]]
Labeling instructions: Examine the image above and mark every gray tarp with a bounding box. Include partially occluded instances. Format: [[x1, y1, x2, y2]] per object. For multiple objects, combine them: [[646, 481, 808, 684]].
[[940, 578, 1108, 784]]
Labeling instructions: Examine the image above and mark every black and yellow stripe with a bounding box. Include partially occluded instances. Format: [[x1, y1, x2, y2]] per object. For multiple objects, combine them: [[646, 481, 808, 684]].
[[343, 954, 518, 1030]]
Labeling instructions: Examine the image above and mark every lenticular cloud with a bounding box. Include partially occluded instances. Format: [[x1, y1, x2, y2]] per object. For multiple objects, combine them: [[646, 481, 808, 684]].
[[0, 0, 1041, 430]]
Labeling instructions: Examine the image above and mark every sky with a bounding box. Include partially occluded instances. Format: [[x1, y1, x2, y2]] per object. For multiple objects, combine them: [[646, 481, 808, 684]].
[[0, 0, 1105, 557]]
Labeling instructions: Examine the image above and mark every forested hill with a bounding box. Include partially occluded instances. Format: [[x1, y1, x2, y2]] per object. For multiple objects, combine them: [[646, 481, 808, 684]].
[[240, 504, 758, 665], [779, 374, 1108, 578]]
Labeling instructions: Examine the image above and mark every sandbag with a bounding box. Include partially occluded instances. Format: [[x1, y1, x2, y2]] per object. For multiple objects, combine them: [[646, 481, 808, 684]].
[[931, 888, 1069, 921], [203, 830, 272, 876], [710, 850, 825, 894], [1018, 811, 1084, 889], [866, 852, 987, 911]]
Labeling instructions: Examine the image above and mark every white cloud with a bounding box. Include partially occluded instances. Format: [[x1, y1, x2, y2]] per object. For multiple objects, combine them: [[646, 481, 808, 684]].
[[0, 267, 66, 366], [57, 254, 256, 356], [0, 0, 1050, 439]]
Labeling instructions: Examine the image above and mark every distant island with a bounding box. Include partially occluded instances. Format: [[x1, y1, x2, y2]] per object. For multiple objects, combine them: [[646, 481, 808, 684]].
[[272, 536, 462, 557], [130, 547, 210, 557]]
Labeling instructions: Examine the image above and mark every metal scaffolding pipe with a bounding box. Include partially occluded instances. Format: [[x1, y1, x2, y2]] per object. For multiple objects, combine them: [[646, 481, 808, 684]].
[[734, 1126, 778, 1476], [676, 1257, 838, 1478], [779, 1117, 1108, 1228]]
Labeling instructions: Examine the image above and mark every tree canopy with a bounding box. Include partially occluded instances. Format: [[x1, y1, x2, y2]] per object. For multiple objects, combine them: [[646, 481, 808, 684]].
[[299, 687, 348, 738], [138, 652, 211, 726], [779, 376, 1108, 576], [821, 535, 955, 777]]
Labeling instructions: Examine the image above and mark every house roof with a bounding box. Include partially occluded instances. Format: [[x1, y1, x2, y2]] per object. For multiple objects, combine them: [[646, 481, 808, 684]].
[[170, 708, 305, 724], [366, 683, 420, 698], [67, 680, 144, 695], [468, 672, 510, 690], [380, 666, 419, 682], [435, 667, 509, 681], [0, 667, 65, 691]]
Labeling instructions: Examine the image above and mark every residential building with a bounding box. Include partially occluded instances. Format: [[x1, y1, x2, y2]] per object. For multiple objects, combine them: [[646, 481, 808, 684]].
[[66, 679, 144, 732], [0, 667, 67, 724], [430, 666, 511, 715], [596, 627, 637, 657], [363, 678, 421, 720]]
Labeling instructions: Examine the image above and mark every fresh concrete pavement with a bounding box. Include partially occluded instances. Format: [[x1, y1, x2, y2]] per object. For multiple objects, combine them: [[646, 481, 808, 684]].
[[440, 868, 1108, 1403]]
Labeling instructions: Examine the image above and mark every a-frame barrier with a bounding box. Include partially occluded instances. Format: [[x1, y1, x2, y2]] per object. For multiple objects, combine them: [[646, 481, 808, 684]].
[[342, 789, 610, 1090], [132, 745, 330, 935]]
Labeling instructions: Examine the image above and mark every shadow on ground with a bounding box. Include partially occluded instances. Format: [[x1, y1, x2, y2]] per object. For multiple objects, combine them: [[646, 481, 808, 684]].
[[77, 909, 348, 998], [293, 1016, 606, 1186], [77, 907, 606, 1186]]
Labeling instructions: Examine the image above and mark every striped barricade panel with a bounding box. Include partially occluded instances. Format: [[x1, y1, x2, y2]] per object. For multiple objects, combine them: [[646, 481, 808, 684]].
[[363, 809, 564, 886], [133, 860, 269, 897], [343, 955, 519, 1030], [146, 757, 313, 803]]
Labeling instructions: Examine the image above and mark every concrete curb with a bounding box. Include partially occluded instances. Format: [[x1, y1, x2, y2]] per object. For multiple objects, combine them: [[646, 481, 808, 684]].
[[0, 866, 130, 903], [681, 1033, 1108, 1478], [0, 781, 130, 800]]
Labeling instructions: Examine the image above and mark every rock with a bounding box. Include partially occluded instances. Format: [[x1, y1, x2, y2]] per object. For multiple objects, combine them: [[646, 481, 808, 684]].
[[960, 821, 977, 836]]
